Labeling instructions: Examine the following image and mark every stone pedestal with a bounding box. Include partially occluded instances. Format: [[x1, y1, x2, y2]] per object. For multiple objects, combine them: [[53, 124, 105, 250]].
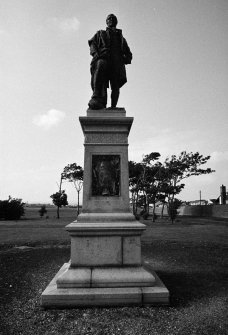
[[41, 108, 169, 307]]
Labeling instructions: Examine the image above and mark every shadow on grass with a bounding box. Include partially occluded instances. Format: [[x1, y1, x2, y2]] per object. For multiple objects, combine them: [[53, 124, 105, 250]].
[[157, 270, 228, 307], [142, 241, 228, 308]]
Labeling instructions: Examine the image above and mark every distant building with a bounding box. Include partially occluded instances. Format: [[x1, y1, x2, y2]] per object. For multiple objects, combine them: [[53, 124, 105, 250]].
[[207, 198, 219, 205], [219, 185, 227, 205], [220, 193, 228, 205], [188, 200, 208, 206], [185, 185, 228, 206]]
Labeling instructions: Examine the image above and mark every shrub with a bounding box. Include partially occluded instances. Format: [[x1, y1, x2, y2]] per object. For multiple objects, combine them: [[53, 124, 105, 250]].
[[0, 196, 25, 220], [152, 212, 157, 222], [142, 211, 149, 220], [134, 213, 140, 220], [38, 205, 47, 218], [140, 209, 149, 220], [168, 198, 182, 223]]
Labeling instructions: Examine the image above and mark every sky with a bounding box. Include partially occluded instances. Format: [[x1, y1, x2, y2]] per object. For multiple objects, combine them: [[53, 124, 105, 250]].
[[0, 0, 228, 205]]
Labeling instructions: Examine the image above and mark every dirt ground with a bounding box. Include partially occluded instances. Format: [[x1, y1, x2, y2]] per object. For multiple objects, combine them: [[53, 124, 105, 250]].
[[0, 211, 227, 335]]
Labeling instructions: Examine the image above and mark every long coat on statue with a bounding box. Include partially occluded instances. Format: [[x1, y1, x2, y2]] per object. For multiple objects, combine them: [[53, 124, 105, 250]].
[[88, 28, 132, 90]]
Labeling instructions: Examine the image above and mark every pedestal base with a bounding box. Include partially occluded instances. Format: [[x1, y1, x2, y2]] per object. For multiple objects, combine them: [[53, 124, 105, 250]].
[[41, 218, 169, 307], [41, 263, 169, 307], [56, 263, 156, 288]]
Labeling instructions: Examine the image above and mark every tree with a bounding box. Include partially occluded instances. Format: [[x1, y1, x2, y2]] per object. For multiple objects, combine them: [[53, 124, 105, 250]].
[[62, 163, 83, 216], [129, 160, 143, 216], [129, 153, 161, 220], [164, 151, 215, 222], [140, 153, 162, 221], [38, 205, 47, 218], [50, 190, 68, 219], [129, 151, 215, 223]]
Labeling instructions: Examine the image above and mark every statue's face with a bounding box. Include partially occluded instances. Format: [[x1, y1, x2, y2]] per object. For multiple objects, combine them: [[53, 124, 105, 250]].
[[106, 14, 117, 28]]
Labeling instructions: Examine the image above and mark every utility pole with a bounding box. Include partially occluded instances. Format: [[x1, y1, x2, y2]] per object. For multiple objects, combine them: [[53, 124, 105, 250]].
[[199, 190, 201, 206]]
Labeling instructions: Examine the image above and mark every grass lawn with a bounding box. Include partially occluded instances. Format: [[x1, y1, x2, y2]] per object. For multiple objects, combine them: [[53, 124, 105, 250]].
[[0, 209, 227, 335]]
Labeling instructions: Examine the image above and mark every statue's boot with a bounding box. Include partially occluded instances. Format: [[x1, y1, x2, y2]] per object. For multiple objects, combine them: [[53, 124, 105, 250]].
[[89, 86, 107, 110], [88, 98, 104, 110]]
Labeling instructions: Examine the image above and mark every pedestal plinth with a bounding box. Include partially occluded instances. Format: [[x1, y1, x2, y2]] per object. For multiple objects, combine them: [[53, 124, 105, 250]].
[[41, 108, 169, 307]]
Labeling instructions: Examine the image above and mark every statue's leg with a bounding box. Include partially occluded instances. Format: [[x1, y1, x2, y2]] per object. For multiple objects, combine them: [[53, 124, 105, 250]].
[[89, 59, 108, 109], [110, 75, 120, 108], [102, 86, 107, 107], [110, 86, 119, 108]]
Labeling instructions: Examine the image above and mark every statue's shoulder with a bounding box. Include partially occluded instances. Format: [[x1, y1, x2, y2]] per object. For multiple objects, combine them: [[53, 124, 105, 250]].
[[90, 30, 106, 40], [96, 29, 106, 36], [89, 30, 107, 46]]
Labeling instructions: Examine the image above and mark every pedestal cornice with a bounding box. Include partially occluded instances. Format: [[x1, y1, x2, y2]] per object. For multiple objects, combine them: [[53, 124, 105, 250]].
[[79, 116, 134, 135], [79, 108, 133, 137]]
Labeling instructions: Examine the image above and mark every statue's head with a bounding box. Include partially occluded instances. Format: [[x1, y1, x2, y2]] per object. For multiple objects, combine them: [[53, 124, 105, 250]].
[[106, 14, 118, 28]]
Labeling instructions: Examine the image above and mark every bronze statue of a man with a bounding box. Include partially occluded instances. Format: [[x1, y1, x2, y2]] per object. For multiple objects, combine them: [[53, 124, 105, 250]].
[[88, 14, 132, 110]]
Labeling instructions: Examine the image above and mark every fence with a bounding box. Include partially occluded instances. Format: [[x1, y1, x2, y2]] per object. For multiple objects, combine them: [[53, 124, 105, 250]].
[[178, 204, 228, 219]]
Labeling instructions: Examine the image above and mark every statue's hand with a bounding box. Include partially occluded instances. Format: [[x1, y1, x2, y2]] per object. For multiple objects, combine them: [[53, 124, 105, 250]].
[[123, 54, 132, 65], [92, 52, 99, 61], [100, 49, 110, 60]]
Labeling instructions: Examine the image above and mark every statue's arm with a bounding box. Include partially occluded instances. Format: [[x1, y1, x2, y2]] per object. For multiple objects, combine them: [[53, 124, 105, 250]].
[[89, 31, 109, 60], [88, 32, 99, 59], [122, 38, 132, 64]]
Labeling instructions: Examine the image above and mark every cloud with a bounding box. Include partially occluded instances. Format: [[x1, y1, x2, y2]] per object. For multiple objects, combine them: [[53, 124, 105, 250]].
[[33, 109, 66, 129], [48, 17, 80, 33], [0, 29, 10, 40], [0, 29, 6, 35]]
